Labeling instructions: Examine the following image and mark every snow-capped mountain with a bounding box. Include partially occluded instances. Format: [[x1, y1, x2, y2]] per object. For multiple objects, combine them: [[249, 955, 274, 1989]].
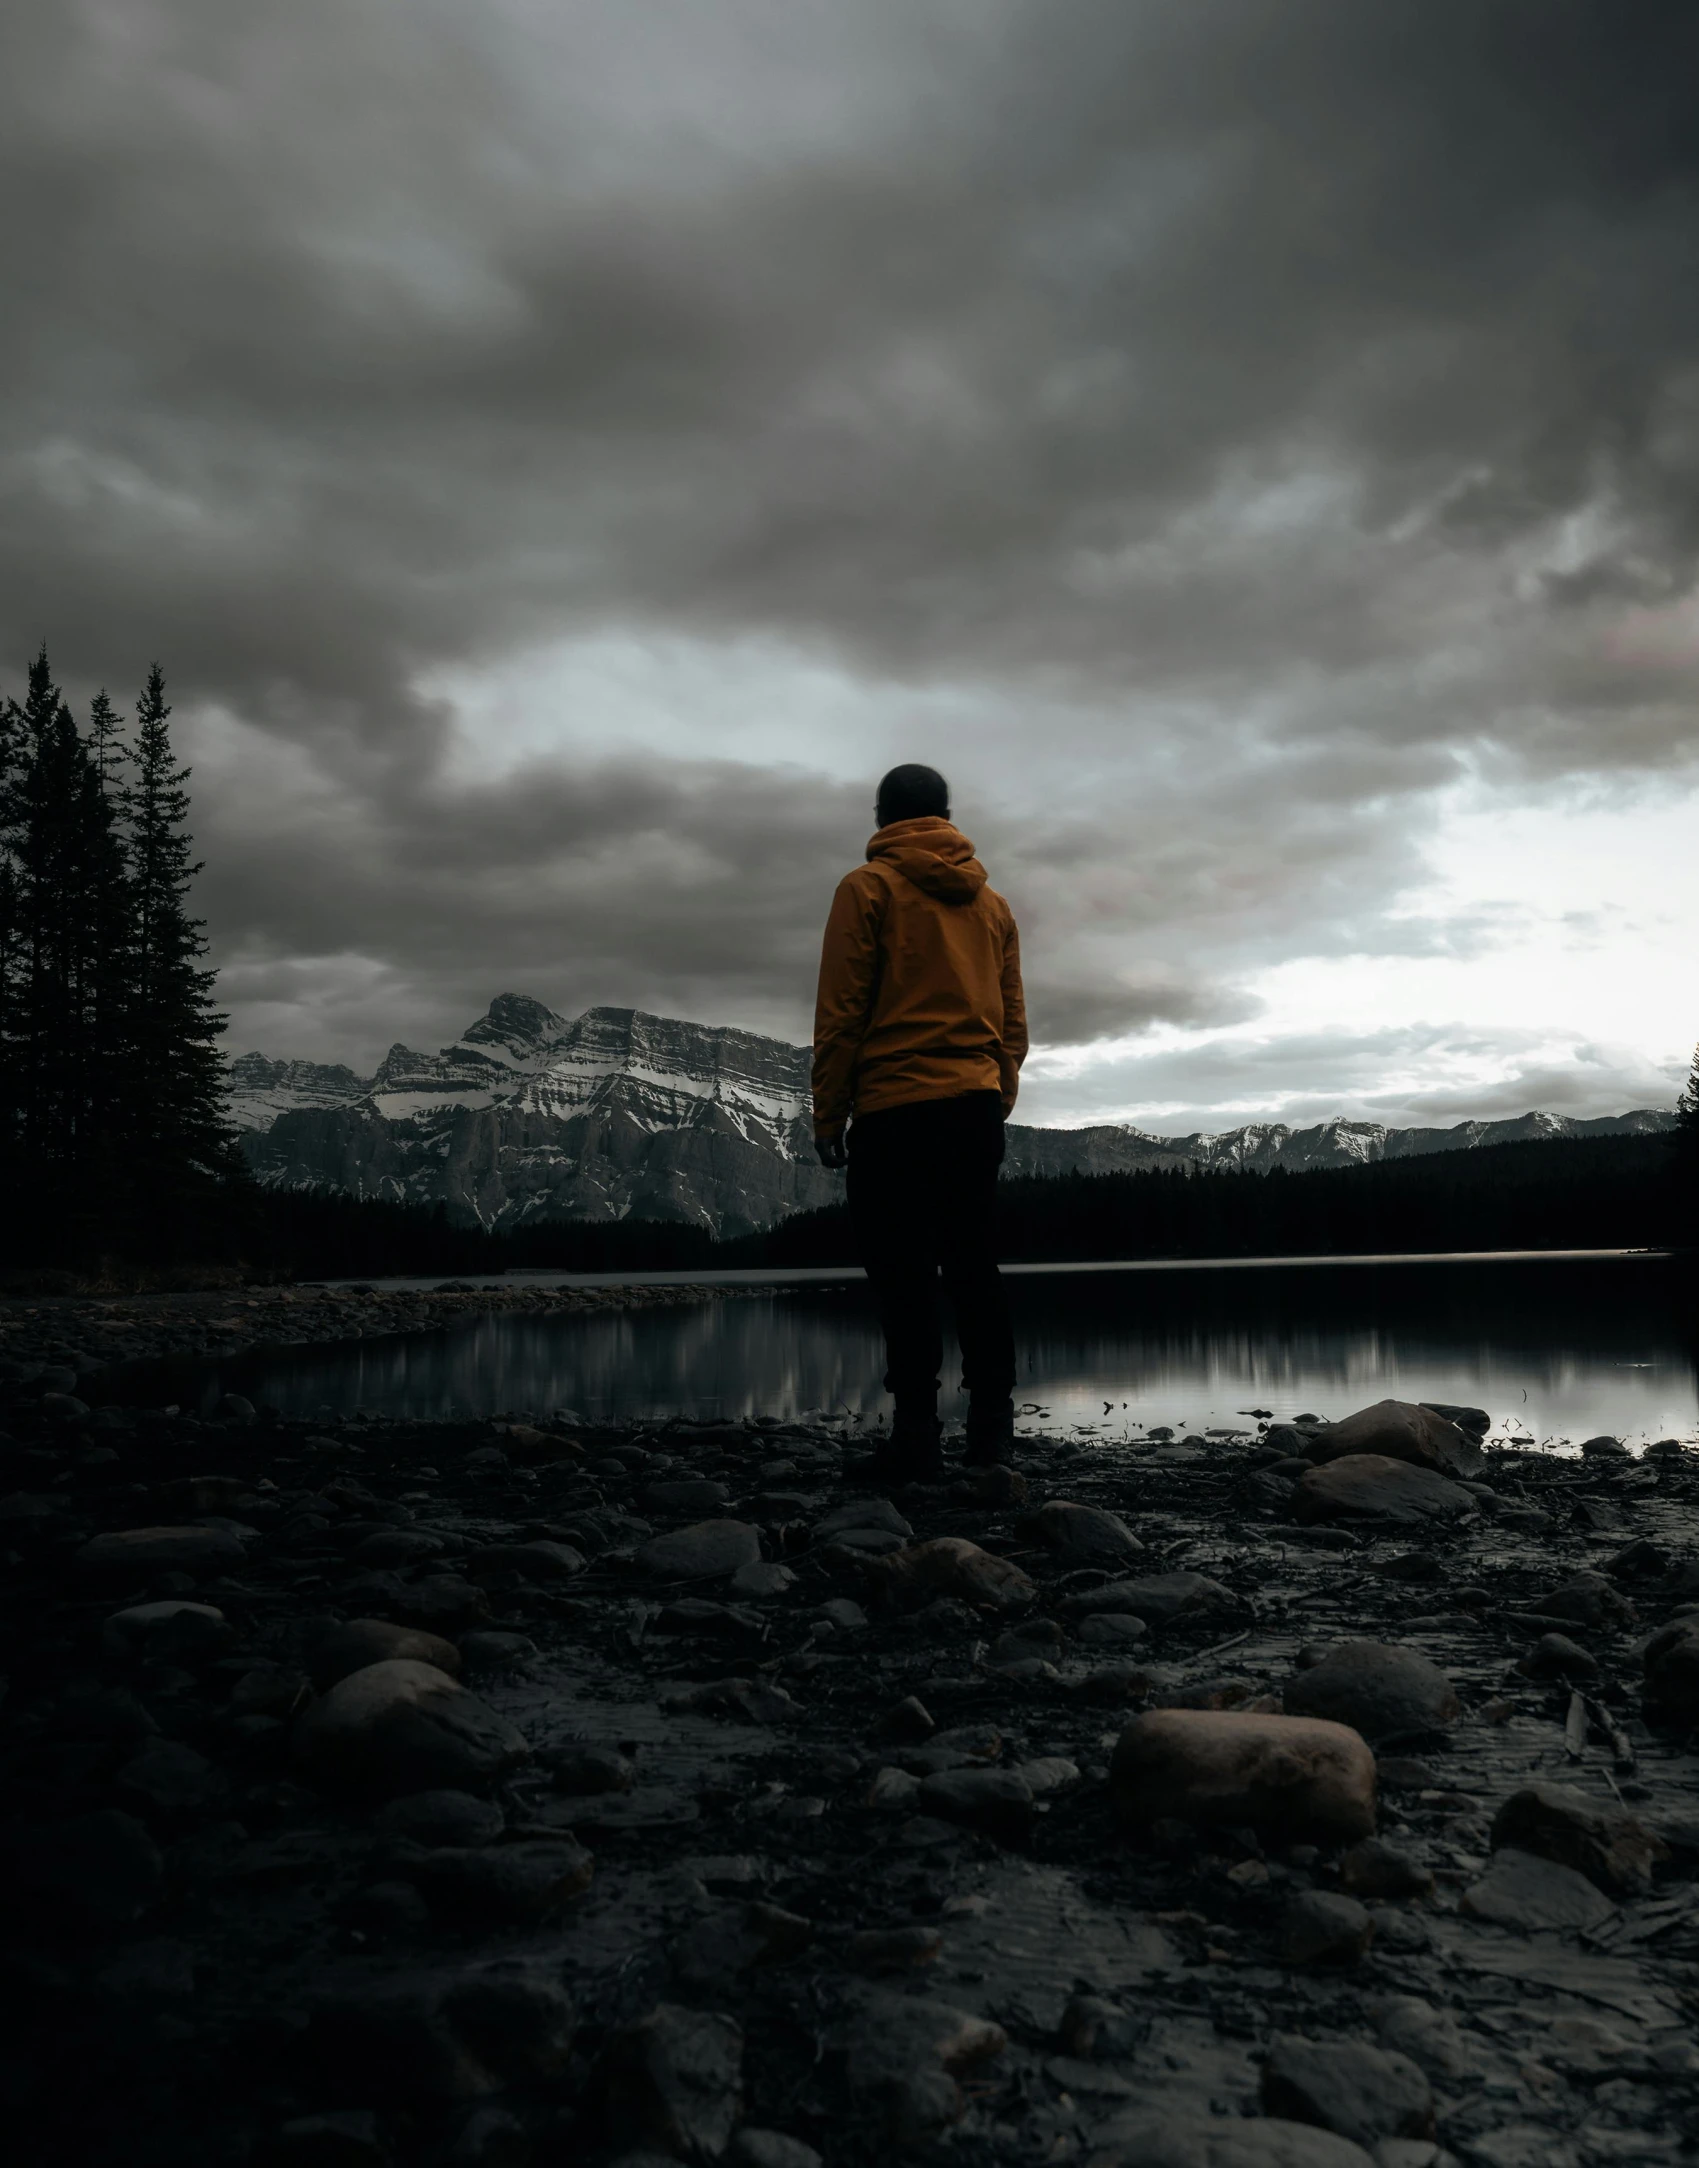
[[232, 993, 1676, 1234]]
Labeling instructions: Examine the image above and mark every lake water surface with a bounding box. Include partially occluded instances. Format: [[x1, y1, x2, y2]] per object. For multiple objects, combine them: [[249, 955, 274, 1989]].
[[150, 1255, 1697, 1449]]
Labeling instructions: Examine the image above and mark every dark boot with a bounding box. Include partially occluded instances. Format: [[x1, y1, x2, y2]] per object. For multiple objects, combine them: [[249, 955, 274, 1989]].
[[846, 1405, 946, 1486], [962, 1397, 1016, 1467]]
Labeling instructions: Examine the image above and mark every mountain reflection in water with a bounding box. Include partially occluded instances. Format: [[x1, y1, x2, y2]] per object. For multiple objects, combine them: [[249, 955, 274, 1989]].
[[157, 1257, 1697, 1449]]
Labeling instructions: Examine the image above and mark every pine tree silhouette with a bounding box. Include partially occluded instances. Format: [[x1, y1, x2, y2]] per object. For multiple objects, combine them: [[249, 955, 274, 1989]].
[[123, 663, 242, 1209]]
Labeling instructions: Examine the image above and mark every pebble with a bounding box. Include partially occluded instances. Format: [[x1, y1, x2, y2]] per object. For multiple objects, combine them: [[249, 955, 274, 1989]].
[[1281, 1890, 1375, 1966], [1086, 2109, 1377, 2166], [603, 2004, 744, 2162], [75, 1524, 248, 1579], [549, 1745, 637, 1795], [870, 1695, 934, 1745], [102, 1598, 232, 1664], [1516, 1631, 1599, 1682], [1078, 1613, 1150, 1647], [1063, 1570, 1242, 1626], [636, 1519, 763, 1581], [871, 1536, 1036, 1611], [408, 1838, 594, 1922], [1488, 1780, 1668, 1894], [1016, 1498, 1145, 1563], [1260, 2034, 1435, 2147], [1460, 1847, 1617, 1933], [373, 1789, 505, 1848], [1111, 1710, 1377, 1843], [725, 2133, 823, 2168], [263, 2111, 393, 2167], [291, 1660, 531, 1798], [1282, 1641, 1459, 1747], [916, 1767, 1036, 1842], [1338, 1837, 1434, 1899]]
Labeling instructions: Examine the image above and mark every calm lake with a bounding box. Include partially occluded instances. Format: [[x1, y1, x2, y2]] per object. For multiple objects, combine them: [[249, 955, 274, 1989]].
[[142, 1254, 1697, 1449]]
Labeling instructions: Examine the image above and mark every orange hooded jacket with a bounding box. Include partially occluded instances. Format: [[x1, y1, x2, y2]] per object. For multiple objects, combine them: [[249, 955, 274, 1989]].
[[812, 817, 1027, 1141]]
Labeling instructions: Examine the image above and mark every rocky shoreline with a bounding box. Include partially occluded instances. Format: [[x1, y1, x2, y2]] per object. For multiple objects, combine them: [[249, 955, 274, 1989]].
[[3, 1377, 1699, 2168], [0, 1280, 778, 1386]]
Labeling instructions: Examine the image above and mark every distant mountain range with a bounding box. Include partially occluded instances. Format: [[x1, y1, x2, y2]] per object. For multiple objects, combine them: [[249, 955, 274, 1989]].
[[231, 992, 1677, 1236]]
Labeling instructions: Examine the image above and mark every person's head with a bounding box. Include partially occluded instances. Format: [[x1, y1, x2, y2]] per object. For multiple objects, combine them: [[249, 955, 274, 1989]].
[[875, 763, 950, 829]]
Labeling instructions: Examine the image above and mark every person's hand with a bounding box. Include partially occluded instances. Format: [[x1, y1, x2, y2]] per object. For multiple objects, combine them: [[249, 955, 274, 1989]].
[[815, 1134, 848, 1170]]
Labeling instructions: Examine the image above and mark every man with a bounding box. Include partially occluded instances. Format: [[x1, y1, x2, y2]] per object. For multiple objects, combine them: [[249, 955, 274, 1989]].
[[813, 763, 1027, 1480]]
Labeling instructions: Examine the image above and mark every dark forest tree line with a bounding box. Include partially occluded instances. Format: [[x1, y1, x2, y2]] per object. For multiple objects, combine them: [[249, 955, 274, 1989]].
[[0, 649, 241, 1261]]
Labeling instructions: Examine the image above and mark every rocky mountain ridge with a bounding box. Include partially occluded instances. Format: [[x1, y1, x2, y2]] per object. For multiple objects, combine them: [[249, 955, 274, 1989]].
[[232, 993, 1675, 1234]]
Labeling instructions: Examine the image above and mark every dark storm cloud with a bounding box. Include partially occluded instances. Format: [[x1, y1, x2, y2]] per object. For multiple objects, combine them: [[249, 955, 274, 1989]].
[[5, 1, 1699, 1073]]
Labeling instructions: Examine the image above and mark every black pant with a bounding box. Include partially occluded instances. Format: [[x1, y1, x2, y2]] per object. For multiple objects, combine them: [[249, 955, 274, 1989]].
[[846, 1090, 1017, 1410]]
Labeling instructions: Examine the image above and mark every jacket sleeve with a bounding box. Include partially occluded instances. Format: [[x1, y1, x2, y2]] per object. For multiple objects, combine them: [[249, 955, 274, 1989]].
[[997, 913, 1028, 1115], [812, 870, 883, 1139]]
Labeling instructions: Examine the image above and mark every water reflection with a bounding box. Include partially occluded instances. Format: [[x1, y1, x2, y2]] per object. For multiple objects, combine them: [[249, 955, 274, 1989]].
[[139, 1258, 1698, 1448]]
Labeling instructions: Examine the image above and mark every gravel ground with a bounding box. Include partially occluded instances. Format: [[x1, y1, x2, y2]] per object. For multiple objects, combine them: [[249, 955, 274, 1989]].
[[3, 1369, 1699, 2168]]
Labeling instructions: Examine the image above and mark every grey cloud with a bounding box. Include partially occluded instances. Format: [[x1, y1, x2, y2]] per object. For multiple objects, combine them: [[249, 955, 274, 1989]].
[[6, 1, 1699, 1098]]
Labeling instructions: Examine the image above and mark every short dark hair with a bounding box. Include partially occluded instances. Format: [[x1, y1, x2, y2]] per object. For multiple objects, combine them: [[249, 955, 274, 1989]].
[[876, 763, 949, 826]]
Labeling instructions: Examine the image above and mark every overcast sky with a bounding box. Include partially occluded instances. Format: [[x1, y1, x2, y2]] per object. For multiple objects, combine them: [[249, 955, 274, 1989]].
[[6, 1, 1699, 1131]]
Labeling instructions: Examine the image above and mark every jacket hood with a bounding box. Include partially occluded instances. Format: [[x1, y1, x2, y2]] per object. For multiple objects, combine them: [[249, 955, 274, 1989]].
[[867, 816, 988, 904]]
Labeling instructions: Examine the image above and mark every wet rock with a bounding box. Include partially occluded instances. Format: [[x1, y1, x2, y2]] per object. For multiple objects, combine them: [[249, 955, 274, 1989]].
[[262, 2112, 392, 2167], [1112, 1711, 1377, 1843], [916, 1767, 1036, 1842], [1016, 1499, 1144, 1563], [117, 1738, 228, 1825], [1281, 1890, 1374, 1966], [0, 1807, 162, 1933], [867, 1765, 922, 1809], [1292, 1457, 1475, 1528], [374, 1790, 505, 1848], [409, 1838, 594, 1922], [1604, 1536, 1667, 1584], [728, 1561, 796, 1599], [549, 1745, 637, 1795], [458, 1631, 536, 1673], [391, 1575, 493, 1631], [1063, 1570, 1243, 1626], [466, 1540, 585, 1582], [870, 1536, 1036, 1612], [1642, 1617, 1699, 1724], [603, 2003, 744, 2161], [1489, 1780, 1668, 1893], [76, 1524, 248, 1579], [1086, 2109, 1376, 2166], [1058, 1994, 1148, 2061], [725, 2133, 822, 2168], [813, 1498, 912, 1543], [447, 2105, 529, 2167], [1261, 2036, 1434, 2147], [642, 1478, 730, 1515], [102, 1598, 232, 1665], [673, 1902, 815, 1989], [831, 1991, 1006, 2141], [1373, 1998, 1476, 2082], [871, 1695, 934, 1745], [1515, 1632, 1598, 1682], [40, 1390, 91, 1422], [292, 1660, 530, 1798], [1525, 1570, 1634, 1629], [1077, 1613, 1150, 1650], [1282, 1642, 1459, 1747], [662, 1677, 798, 1724], [48, 1683, 159, 1742], [1339, 1837, 1434, 1899], [353, 1530, 446, 1568], [1306, 1400, 1479, 1477], [1420, 1400, 1489, 1439], [1580, 1434, 1630, 1461], [637, 1520, 763, 1582], [310, 1969, 574, 2104], [845, 1924, 942, 1973], [1461, 1848, 1616, 1933], [1019, 1755, 1081, 1797]]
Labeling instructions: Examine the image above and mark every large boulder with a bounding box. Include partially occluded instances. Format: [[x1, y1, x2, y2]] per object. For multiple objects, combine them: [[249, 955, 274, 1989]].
[[1304, 1400, 1479, 1477], [1111, 1710, 1376, 1844], [292, 1660, 529, 1798], [1489, 1781, 1667, 1895], [76, 1525, 247, 1580], [1015, 1500, 1143, 1565], [1291, 1456, 1475, 1529], [1282, 1642, 1459, 1747]]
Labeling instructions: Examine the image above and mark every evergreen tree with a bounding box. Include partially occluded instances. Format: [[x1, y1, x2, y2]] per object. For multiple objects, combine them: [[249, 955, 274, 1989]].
[[123, 663, 242, 1202], [1678, 1043, 1699, 1210]]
